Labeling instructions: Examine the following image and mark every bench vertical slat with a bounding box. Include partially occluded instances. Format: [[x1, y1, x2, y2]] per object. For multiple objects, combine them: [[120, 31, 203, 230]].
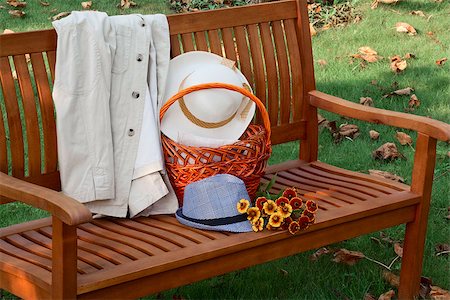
[[29, 52, 58, 173], [0, 57, 25, 177], [233, 26, 253, 92], [247, 24, 266, 124], [260, 22, 279, 126], [272, 20, 292, 125], [194, 31, 208, 52], [13, 55, 42, 177], [46, 50, 57, 83], [221, 27, 237, 63], [181, 33, 195, 52], [283, 19, 303, 122], [170, 34, 182, 57], [207, 29, 223, 56], [0, 101, 7, 173]]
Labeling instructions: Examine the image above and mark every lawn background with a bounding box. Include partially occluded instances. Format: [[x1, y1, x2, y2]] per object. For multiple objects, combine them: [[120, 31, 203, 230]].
[[0, 0, 449, 299]]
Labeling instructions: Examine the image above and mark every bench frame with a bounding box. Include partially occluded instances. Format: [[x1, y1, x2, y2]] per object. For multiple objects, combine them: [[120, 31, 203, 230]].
[[1, 0, 450, 299]]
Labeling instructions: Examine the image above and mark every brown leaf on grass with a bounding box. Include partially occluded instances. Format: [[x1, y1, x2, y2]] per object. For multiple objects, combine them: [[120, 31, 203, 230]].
[[52, 12, 70, 21], [383, 270, 400, 287], [435, 243, 450, 256], [436, 58, 447, 66], [407, 94, 421, 111], [360, 97, 374, 106], [394, 242, 403, 257], [8, 9, 25, 17], [430, 285, 450, 300], [369, 169, 405, 183], [395, 22, 417, 35], [371, 0, 399, 9], [40, 1, 50, 6], [378, 290, 395, 300], [317, 59, 327, 66], [357, 46, 380, 62], [383, 87, 414, 98], [364, 294, 377, 300], [332, 248, 365, 265], [3, 29, 15, 34], [81, 1, 92, 9], [411, 10, 425, 17], [119, 0, 137, 9], [310, 247, 331, 261], [390, 56, 408, 73], [369, 130, 380, 140], [337, 124, 360, 141], [372, 142, 403, 160], [404, 53, 416, 59], [7, 0, 26, 8], [395, 131, 412, 145], [310, 23, 317, 36]]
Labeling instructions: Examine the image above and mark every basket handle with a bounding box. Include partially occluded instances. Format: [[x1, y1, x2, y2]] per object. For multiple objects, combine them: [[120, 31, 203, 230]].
[[160, 82, 271, 139]]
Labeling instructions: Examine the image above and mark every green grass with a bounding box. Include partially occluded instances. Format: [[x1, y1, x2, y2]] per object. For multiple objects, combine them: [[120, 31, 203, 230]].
[[1, 0, 449, 299]]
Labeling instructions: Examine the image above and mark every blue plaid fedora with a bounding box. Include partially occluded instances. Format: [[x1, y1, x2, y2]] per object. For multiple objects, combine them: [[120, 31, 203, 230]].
[[175, 174, 253, 232]]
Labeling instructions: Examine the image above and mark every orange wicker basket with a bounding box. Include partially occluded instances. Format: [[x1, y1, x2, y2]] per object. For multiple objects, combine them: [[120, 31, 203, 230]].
[[160, 82, 272, 205]]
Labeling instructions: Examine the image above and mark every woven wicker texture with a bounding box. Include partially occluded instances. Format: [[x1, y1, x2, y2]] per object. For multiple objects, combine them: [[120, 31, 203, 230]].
[[160, 83, 272, 205]]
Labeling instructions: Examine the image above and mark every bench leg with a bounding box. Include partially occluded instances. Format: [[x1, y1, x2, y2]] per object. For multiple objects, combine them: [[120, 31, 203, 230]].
[[398, 134, 436, 300]]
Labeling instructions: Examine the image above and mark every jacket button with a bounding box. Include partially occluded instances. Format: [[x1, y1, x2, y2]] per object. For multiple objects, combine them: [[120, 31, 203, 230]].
[[132, 91, 140, 99], [128, 129, 135, 136], [137, 54, 143, 62]]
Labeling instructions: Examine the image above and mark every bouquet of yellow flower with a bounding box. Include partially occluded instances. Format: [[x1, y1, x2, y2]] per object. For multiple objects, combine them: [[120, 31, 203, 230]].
[[236, 187, 318, 234]]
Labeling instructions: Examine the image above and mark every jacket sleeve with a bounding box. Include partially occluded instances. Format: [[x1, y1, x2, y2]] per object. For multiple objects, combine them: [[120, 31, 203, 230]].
[[52, 11, 115, 203]]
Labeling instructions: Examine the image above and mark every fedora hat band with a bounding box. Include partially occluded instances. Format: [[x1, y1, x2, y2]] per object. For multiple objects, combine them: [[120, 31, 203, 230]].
[[176, 209, 247, 226]]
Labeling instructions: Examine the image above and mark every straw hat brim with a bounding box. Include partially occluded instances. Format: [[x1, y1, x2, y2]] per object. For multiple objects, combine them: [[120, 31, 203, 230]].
[[161, 51, 256, 142]]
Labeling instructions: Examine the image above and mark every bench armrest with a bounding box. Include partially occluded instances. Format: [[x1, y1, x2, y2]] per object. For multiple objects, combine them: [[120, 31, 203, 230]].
[[0, 172, 92, 226], [309, 90, 450, 142]]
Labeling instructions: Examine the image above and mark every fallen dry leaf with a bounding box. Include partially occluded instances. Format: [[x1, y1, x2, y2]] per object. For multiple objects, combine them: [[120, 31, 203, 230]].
[[394, 242, 403, 257], [317, 59, 327, 66], [355, 46, 381, 63], [383, 270, 400, 287], [119, 0, 137, 9], [404, 53, 416, 59], [40, 1, 50, 6], [360, 97, 374, 106], [81, 1, 92, 9], [3, 29, 14, 34], [390, 56, 407, 73], [364, 294, 377, 300], [310, 23, 317, 36], [430, 285, 450, 300], [383, 87, 414, 98], [369, 169, 405, 183], [52, 12, 70, 21], [318, 114, 326, 125], [337, 124, 360, 141], [8, 9, 25, 17], [372, 142, 403, 160], [395, 131, 412, 145], [378, 289, 395, 300], [407, 94, 421, 111], [411, 10, 425, 17], [332, 248, 365, 265], [395, 22, 417, 35], [435, 243, 450, 256], [7, 0, 26, 8], [371, 0, 399, 9], [369, 130, 380, 140], [359, 46, 377, 56], [436, 58, 447, 66], [310, 247, 331, 261]]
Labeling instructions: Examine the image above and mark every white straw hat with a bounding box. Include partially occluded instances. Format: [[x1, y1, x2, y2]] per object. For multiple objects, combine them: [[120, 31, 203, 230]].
[[161, 51, 256, 142]]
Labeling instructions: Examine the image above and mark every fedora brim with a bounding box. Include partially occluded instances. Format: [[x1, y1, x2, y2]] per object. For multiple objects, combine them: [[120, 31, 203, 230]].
[[162, 51, 256, 143], [175, 208, 253, 233]]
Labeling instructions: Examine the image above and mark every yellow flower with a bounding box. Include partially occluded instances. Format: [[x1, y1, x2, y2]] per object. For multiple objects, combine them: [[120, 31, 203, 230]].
[[263, 200, 277, 215], [237, 199, 250, 214], [268, 212, 284, 227], [279, 203, 293, 218], [252, 217, 264, 232], [246, 207, 261, 223]]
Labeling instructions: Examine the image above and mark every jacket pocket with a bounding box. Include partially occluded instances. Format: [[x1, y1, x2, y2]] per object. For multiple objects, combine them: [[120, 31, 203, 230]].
[[112, 27, 132, 73]]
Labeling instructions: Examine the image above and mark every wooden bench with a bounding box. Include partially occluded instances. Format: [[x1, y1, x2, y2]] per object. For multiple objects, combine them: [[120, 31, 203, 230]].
[[1, 0, 449, 299]]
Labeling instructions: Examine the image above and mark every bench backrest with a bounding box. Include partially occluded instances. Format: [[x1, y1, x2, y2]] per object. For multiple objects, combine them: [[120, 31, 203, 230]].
[[0, 0, 315, 193]]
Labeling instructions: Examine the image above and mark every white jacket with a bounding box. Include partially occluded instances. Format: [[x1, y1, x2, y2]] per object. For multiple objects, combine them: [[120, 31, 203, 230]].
[[52, 11, 178, 217]]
